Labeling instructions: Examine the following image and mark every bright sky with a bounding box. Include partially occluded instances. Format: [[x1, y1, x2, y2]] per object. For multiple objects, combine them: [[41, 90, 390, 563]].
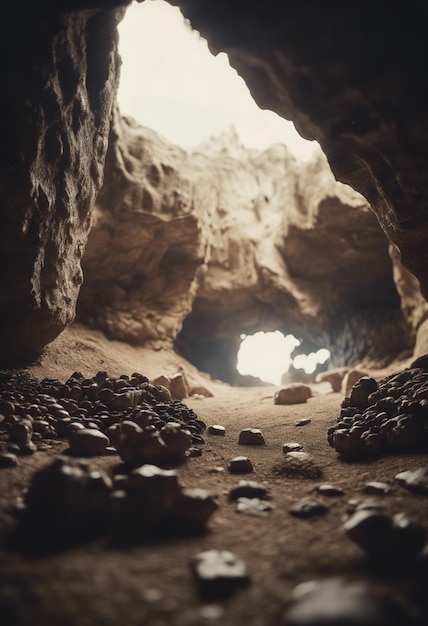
[[117, 0, 319, 159]]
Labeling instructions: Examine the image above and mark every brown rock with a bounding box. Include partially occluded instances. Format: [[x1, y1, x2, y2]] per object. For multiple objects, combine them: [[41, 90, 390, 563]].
[[275, 384, 312, 405]]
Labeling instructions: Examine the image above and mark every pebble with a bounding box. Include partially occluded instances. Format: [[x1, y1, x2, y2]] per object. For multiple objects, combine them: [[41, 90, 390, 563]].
[[169, 372, 189, 400], [341, 369, 370, 396], [315, 484, 344, 497], [187, 446, 203, 458], [295, 418, 311, 427], [228, 480, 268, 501], [282, 442, 303, 453], [364, 481, 392, 495], [289, 498, 329, 518], [274, 384, 312, 405], [344, 509, 426, 561], [0, 452, 18, 468], [228, 456, 253, 474], [207, 424, 226, 436], [192, 549, 250, 599], [174, 488, 218, 528], [68, 428, 110, 456], [238, 428, 265, 445], [236, 497, 273, 517], [275, 451, 322, 479], [283, 577, 409, 625], [395, 467, 428, 495]]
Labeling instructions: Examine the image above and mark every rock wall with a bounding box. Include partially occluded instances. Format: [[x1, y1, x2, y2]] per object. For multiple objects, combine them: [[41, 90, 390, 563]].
[[0, 4, 123, 365], [78, 114, 412, 382]]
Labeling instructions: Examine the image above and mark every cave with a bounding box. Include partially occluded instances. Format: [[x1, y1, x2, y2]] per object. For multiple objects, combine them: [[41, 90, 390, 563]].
[[2, 1, 428, 624]]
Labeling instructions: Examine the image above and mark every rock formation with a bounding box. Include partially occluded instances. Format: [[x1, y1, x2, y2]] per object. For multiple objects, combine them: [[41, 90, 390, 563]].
[[0, 4, 123, 365], [78, 112, 412, 383]]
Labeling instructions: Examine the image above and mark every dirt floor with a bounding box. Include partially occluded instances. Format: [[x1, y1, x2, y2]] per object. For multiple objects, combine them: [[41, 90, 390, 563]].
[[1, 324, 428, 625]]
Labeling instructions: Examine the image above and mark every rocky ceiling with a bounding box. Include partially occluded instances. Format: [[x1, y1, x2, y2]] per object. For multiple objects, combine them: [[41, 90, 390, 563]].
[[1, 0, 428, 378]]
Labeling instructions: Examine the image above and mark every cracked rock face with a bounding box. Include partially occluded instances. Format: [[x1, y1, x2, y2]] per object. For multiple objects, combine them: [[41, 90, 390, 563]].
[[0, 5, 123, 365]]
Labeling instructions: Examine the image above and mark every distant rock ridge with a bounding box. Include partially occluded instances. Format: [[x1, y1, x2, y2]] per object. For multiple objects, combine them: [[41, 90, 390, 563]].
[[77, 109, 414, 383]]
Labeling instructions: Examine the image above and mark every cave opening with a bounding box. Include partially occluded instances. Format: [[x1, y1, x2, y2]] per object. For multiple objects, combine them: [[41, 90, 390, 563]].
[[236, 331, 331, 386]]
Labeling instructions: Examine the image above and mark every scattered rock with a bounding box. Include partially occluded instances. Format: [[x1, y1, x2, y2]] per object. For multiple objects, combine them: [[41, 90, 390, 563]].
[[187, 447, 203, 458], [275, 451, 322, 479], [228, 456, 253, 474], [189, 385, 214, 398], [295, 418, 311, 427], [192, 549, 250, 600], [274, 384, 312, 405], [238, 428, 265, 445], [344, 509, 426, 561], [282, 442, 303, 453], [315, 369, 348, 392], [151, 375, 170, 390], [0, 452, 18, 468], [395, 467, 428, 495], [315, 484, 344, 497], [341, 369, 369, 396], [228, 480, 268, 501], [68, 428, 110, 457], [364, 481, 392, 495], [174, 488, 218, 529], [208, 424, 226, 436], [283, 577, 410, 626], [289, 498, 329, 518], [169, 372, 189, 400], [236, 497, 273, 517]]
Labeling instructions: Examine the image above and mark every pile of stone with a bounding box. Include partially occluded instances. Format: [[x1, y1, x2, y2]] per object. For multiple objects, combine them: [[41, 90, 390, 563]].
[[328, 365, 428, 458], [0, 370, 206, 466]]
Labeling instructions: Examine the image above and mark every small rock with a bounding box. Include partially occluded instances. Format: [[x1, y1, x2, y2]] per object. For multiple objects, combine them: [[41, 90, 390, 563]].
[[187, 447, 203, 458], [315, 484, 344, 497], [289, 498, 329, 518], [236, 497, 273, 517], [238, 428, 265, 445], [364, 481, 392, 495], [344, 509, 426, 561], [228, 480, 268, 501], [295, 418, 311, 427], [151, 375, 171, 390], [189, 385, 214, 398], [283, 577, 409, 626], [207, 424, 226, 436], [282, 442, 303, 453], [0, 452, 18, 468], [228, 456, 253, 474], [169, 372, 189, 400], [127, 464, 182, 523], [68, 428, 110, 457], [275, 451, 322, 479], [192, 549, 250, 599], [274, 384, 312, 405], [395, 467, 428, 495], [341, 369, 369, 397], [174, 488, 218, 528]]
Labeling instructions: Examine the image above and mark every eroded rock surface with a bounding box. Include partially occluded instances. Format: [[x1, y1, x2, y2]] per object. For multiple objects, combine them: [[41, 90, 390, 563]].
[[0, 5, 123, 365]]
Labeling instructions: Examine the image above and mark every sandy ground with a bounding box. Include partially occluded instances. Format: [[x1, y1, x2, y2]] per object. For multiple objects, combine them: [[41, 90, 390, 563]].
[[1, 324, 427, 626]]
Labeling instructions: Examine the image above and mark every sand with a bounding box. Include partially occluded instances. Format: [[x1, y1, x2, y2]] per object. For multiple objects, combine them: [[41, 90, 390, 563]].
[[0, 323, 427, 626]]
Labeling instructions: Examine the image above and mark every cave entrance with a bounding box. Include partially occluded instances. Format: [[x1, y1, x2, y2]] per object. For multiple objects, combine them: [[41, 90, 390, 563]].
[[237, 331, 331, 386]]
